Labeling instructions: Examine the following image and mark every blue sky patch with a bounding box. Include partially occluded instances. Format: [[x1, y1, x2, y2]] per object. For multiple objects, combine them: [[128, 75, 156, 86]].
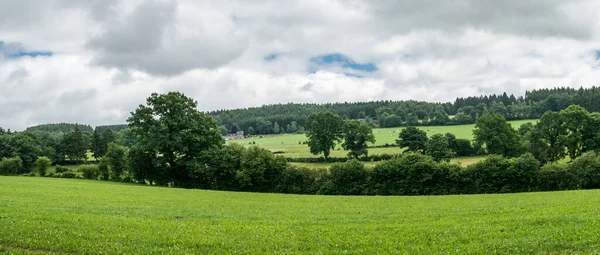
[[0, 41, 53, 59], [595, 50, 600, 60], [264, 53, 279, 61], [310, 53, 377, 73]]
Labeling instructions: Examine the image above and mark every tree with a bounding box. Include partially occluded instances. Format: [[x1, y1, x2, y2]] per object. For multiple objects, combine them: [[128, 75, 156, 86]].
[[219, 126, 228, 136], [106, 143, 127, 180], [5, 133, 42, 171], [425, 134, 455, 162], [444, 133, 474, 157], [473, 113, 522, 157], [101, 129, 116, 152], [305, 112, 344, 161], [90, 129, 103, 160], [530, 111, 566, 163], [559, 105, 589, 159], [61, 126, 89, 163], [341, 120, 376, 159], [127, 92, 224, 186], [405, 113, 419, 126], [286, 121, 299, 133], [273, 122, 280, 134], [35, 156, 52, 176], [396, 127, 428, 153]]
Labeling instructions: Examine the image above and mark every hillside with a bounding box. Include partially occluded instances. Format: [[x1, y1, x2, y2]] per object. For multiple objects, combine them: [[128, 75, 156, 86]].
[[1, 177, 599, 254]]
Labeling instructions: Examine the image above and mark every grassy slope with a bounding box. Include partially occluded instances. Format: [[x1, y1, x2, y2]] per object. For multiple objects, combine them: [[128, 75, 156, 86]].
[[228, 119, 536, 159], [1, 177, 599, 254]]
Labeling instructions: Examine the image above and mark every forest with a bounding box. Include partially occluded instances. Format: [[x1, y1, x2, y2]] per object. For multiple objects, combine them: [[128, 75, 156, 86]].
[[209, 86, 600, 135]]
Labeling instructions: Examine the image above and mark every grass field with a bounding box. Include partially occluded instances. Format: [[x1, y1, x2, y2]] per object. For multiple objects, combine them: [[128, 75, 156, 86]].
[[290, 156, 488, 169], [1, 177, 600, 254], [228, 120, 536, 158]]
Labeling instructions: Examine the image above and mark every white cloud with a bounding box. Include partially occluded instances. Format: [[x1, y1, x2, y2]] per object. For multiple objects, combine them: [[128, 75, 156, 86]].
[[0, 0, 599, 130]]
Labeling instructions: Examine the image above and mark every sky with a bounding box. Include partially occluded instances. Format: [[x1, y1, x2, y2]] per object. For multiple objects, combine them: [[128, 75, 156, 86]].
[[1, 0, 600, 130]]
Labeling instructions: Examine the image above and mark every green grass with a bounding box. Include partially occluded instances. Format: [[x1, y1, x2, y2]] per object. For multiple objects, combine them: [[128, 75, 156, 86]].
[[1, 177, 600, 254], [228, 120, 536, 158], [290, 156, 488, 169]]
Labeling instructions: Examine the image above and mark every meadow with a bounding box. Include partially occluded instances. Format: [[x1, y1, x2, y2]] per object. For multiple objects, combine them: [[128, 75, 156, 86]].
[[227, 119, 536, 159], [1, 177, 599, 254]]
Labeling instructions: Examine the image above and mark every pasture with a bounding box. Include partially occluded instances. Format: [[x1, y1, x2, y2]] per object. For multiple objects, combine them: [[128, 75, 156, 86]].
[[1, 177, 599, 254], [227, 120, 536, 159]]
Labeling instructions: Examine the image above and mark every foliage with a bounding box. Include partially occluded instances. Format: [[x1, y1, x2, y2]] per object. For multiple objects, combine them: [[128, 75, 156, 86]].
[[127, 92, 224, 186], [98, 157, 110, 181], [35, 156, 52, 176], [61, 126, 89, 163], [473, 113, 523, 157], [341, 120, 376, 159], [0, 157, 24, 175], [425, 134, 455, 162], [105, 143, 127, 181], [322, 160, 370, 195], [236, 146, 287, 192], [54, 166, 70, 173], [305, 112, 344, 161], [80, 165, 100, 180], [396, 126, 428, 153], [370, 153, 459, 195]]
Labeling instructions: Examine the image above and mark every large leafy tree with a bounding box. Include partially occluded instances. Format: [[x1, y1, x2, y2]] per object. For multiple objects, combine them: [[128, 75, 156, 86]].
[[305, 112, 343, 161], [473, 113, 522, 157], [61, 126, 89, 163], [127, 92, 223, 186], [425, 134, 455, 162], [341, 120, 376, 159], [396, 126, 428, 153], [559, 105, 589, 159], [530, 111, 566, 163], [90, 129, 103, 160]]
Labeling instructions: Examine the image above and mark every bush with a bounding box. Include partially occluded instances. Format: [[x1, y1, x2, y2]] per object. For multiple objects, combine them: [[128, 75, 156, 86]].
[[54, 166, 69, 173], [461, 154, 540, 194], [98, 157, 110, 181], [58, 172, 77, 179], [537, 162, 578, 191], [371, 153, 459, 195], [568, 152, 600, 189], [35, 156, 52, 176], [79, 165, 100, 180], [275, 165, 323, 194], [0, 157, 24, 175], [321, 160, 369, 195]]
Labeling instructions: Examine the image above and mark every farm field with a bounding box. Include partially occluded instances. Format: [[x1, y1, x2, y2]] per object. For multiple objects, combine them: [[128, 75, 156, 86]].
[[228, 119, 536, 158], [1, 177, 599, 254], [290, 156, 488, 169]]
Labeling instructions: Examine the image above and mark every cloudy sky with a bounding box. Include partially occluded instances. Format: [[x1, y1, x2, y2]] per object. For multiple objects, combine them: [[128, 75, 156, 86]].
[[1, 0, 600, 130]]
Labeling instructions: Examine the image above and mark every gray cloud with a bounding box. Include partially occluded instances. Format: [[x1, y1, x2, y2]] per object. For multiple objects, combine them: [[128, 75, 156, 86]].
[[86, 0, 248, 76], [0, 0, 600, 130]]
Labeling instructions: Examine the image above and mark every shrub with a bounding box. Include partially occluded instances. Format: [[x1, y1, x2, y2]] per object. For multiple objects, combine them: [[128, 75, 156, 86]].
[[568, 152, 600, 189], [275, 165, 321, 194], [371, 153, 459, 195], [322, 160, 369, 195], [98, 157, 110, 181], [35, 156, 52, 176], [79, 165, 100, 180], [58, 172, 77, 179], [537, 162, 578, 191], [54, 166, 69, 173], [0, 157, 24, 175]]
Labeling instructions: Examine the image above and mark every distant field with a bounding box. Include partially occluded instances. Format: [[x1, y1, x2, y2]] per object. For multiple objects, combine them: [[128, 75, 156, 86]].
[[290, 156, 488, 169], [1, 177, 599, 254], [228, 120, 536, 158]]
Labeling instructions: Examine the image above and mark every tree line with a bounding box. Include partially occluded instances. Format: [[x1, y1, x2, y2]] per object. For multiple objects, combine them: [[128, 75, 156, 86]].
[[208, 86, 600, 135]]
